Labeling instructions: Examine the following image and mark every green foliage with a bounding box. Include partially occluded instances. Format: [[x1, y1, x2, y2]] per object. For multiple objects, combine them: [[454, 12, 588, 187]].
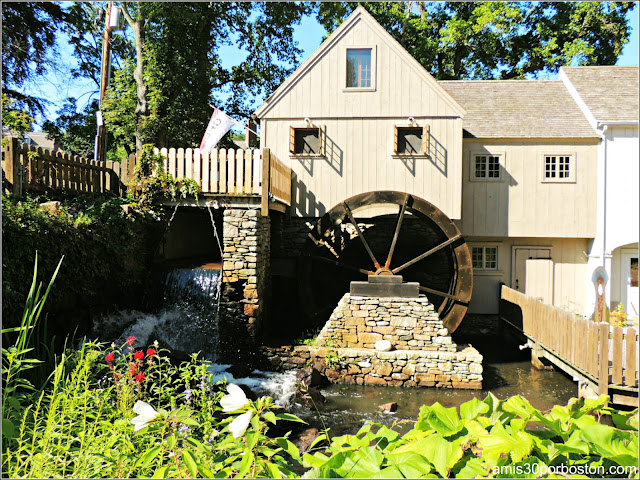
[[41, 98, 101, 157], [126, 144, 200, 206], [1, 94, 35, 146], [304, 394, 639, 478], [1, 193, 163, 329], [318, 2, 636, 79], [1, 2, 66, 115], [323, 350, 344, 370]]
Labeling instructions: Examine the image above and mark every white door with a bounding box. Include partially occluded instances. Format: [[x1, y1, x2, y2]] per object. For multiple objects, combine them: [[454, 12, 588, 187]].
[[621, 251, 639, 317], [512, 247, 552, 293]]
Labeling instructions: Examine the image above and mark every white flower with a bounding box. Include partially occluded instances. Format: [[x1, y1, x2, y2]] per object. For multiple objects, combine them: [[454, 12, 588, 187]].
[[229, 411, 252, 438], [220, 384, 249, 412], [130, 400, 159, 432]]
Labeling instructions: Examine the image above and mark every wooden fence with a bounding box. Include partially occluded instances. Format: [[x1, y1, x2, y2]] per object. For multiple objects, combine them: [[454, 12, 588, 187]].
[[501, 286, 638, 399], [2, 137, 117, 195], [2, 140, 292, 211]]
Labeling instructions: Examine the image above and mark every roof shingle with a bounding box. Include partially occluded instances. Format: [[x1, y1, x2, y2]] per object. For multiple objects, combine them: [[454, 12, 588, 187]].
[[439, 80, 598, 139], [560, 66, 639, 123]]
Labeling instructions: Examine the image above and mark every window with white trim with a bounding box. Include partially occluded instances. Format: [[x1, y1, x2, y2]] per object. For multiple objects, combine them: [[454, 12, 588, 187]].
[[542, 154, 575, 183], [346, 48, 372, 88], [472, 155, 501, 180], [471, 246, 498, 270]]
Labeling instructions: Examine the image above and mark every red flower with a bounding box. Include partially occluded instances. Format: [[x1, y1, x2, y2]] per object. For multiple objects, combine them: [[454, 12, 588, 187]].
[[128, 363, 137, 375], [105, 352, 115, 362], [146, 348, 156, 356], [113, 373, 120, 381], [126, 336, 136, 346], [135, 372, 145, 383], [134, 350, 144, 360]]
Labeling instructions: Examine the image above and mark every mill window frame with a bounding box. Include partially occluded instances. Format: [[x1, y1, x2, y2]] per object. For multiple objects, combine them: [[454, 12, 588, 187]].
[[541, 153, 576, 183], [393, 125, 430, 156], [471, 245, 499, 271], [471, 154, 502, 181], [343, 45, 377, 92], [289, 126, 324, 156]]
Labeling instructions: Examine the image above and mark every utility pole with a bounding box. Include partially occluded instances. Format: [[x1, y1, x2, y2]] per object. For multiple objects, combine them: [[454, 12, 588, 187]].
[[94, 2, 114, 165]]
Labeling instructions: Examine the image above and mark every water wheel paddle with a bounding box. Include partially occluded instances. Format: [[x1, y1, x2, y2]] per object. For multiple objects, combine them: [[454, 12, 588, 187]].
[[300, 191, 473, 332]]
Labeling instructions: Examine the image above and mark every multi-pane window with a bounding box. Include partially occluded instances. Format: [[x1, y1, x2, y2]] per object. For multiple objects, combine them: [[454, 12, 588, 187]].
[[471, 246, 498, 270], [346, 48, 372, 88], [543, 155, 574, 182], [473, 155, 500, 180]]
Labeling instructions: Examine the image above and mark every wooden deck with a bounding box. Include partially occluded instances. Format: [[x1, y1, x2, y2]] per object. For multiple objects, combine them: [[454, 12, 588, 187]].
[[2, 140, 291, 213], [500, 285, 638, 407]]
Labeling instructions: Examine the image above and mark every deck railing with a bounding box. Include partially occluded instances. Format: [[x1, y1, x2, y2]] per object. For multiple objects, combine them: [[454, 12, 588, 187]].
[[2, 140, 292, 211], [501, 285, 638, 397], [2, 137, 117, 195]]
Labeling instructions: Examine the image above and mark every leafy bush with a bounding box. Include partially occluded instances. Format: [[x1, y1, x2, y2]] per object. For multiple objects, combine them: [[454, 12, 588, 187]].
[[303, 395, 638, 478], [1, 193, 163, 328]]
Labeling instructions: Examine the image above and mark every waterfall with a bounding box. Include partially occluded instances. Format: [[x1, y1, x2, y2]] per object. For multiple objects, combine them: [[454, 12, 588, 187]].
[[94, 266, 223, 360]]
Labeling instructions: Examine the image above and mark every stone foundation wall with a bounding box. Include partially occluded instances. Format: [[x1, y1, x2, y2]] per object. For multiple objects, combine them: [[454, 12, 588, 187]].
[[316, 294, 456, 351], [260, 345, 483, 389], [220, 209, 270, 355]]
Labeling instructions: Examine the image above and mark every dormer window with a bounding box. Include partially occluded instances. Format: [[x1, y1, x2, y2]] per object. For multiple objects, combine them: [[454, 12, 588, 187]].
[[347, 48, 371, 88]]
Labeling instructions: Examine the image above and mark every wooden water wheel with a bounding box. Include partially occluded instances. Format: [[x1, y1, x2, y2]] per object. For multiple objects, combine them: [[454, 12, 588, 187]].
[[300, 191, 473, 332]]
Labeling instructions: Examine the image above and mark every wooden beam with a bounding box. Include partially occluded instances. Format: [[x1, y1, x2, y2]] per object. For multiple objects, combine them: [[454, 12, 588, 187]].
[[261, 148, 271, 216]]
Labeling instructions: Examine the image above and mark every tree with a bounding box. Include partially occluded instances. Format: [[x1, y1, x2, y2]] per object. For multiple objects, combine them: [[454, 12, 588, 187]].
[[103, 2, 310, 152], [1, 94, 34, 147], [1, 2, 66, 114], [41, 98, 100, 157], [317, 2, 636, 80]]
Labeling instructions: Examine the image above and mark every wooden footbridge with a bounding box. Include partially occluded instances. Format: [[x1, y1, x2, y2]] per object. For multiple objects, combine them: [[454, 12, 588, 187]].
[[2, 138, 292, 215], [500, 286, 639, 407]]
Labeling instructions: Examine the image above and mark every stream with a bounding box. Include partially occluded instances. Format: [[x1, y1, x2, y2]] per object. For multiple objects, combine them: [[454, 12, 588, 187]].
[[92, 263, 578, 437]]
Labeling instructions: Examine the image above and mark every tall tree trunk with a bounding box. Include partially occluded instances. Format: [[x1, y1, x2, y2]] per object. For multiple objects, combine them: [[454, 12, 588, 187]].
[[121, 2, 148, 152]]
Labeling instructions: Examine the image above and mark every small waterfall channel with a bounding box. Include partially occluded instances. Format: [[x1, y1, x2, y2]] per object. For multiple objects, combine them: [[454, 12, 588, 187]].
[[92, 263, 298, 407]]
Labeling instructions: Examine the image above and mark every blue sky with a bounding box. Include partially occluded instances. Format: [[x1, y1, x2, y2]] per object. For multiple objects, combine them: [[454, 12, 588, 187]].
[[29, 6, 639, 130]]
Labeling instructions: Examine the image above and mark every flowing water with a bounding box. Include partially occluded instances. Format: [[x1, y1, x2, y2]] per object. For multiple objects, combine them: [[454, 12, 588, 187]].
[[94, 263, 578, 436]]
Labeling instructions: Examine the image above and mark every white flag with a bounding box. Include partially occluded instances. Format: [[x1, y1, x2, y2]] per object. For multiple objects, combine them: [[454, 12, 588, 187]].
[[200, 107, 238, 151]]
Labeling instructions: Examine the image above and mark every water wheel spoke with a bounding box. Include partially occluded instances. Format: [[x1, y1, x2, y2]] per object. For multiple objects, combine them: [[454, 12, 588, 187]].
[[310, 254, 372, 276], [343, 202, 381, 270], [419, 286, 468, 304], [392, 234, 462, 274], [384, 194, 409, 269]]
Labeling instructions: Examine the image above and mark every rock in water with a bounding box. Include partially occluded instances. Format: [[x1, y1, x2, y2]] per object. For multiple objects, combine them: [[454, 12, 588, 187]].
[[296, 367, 328, 388], [375, 340, 392, 351], [292, 428, 324, 453], [379, 402, 398, 413]]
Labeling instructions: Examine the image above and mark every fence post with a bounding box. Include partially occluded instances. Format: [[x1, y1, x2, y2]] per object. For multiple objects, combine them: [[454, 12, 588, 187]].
[[598, 322, 609, 397], [261, 148, 271, 216]]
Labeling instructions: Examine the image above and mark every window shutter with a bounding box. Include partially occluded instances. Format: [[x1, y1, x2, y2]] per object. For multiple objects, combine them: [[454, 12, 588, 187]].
[[318, 127, 324, 156], [393, 125, 399, 154], [289, 126, 296, 154], [422, 125, 430, 155]]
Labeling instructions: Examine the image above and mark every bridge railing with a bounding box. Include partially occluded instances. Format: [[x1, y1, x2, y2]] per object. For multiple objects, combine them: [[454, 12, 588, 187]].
[[113, 147, 291, 210], [501, 285, 638, 397], [2, 137, 118, 195]]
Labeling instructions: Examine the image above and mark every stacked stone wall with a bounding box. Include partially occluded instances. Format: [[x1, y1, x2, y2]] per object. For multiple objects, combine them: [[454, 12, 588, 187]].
[[260, 345, 483, 389], [220, 209, 270, 356], [316, 294, 456, 351]]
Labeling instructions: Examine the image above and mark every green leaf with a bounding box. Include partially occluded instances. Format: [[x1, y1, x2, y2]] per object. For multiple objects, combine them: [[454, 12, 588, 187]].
[[275, 412, 307, 424], [151, 466, 169, 478], [579, 423, 638, 466], [477, 422, 534, 466], [385, 452, 434, 478], [369, 466, 405, 478], [277, 437, 301, 462], [182, 449, 198, 478], [399, 433, 464, 477], [554, 431, 589, 455], [426, 403, 463, 436], [503, 395, 536, 419], [263, 411, 277, 424], [140, 446, 162, 468], [460, 397, 490, 420], [238, 451, 254, 478], [2, 418, 15, 439], [455, 457, 491, 478]]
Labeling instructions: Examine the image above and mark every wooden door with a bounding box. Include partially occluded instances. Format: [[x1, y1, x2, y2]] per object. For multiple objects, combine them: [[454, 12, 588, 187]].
[[511, 247, 552, 293]]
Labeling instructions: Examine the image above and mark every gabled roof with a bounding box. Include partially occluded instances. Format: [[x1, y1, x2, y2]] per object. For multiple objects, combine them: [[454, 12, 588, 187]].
[[559, 66, 639, 124], [439, 80, 598, 139], [254, 6, 465, 118]]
